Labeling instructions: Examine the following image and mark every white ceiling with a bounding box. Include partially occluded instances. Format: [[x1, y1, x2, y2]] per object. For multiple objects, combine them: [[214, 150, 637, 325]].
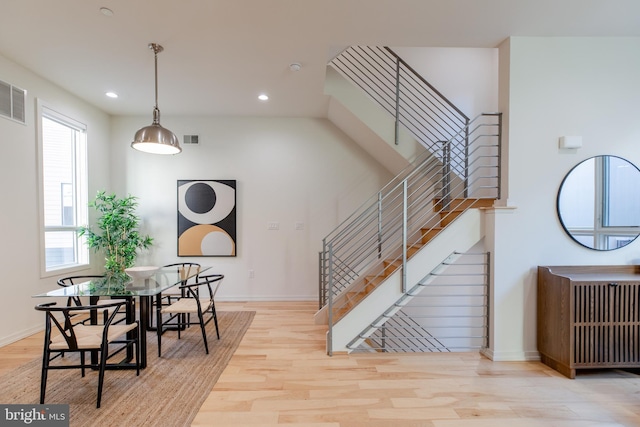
[[1, 0, 639, 118]]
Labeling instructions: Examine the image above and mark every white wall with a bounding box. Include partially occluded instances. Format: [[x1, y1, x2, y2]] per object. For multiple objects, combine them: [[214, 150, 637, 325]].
[[0, 53, 111, 346], [488, 37, 640, 360], [110, 116, 393, 301]]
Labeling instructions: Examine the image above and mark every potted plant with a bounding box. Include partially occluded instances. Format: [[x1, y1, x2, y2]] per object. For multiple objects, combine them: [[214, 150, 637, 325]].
[[80, 191, 153, 279]]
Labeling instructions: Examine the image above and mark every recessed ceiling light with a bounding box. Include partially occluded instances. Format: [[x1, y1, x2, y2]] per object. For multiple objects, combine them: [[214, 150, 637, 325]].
[[258, 94, 269, 101], [100, 7, 114, 17], [105, 92, 118, 98]]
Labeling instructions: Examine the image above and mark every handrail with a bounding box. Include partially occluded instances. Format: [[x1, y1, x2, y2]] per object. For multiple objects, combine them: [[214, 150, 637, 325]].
[[385, 47, 468, 122], [330, 46, 470, 158]]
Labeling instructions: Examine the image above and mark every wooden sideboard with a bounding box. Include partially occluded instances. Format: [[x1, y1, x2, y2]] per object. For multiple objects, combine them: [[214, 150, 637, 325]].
[[537, 265, 640, 378]]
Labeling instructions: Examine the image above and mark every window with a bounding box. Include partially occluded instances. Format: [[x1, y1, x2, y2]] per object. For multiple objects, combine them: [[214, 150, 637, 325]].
[[38, 102, 89, 273]]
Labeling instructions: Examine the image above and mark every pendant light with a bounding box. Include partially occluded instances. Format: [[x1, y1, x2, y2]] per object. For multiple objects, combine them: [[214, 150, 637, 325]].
[[131, 43, 181, 155]]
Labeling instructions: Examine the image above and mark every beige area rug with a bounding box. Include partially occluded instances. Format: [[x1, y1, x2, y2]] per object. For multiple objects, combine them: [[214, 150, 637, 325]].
[[0, 310, 255, 426]]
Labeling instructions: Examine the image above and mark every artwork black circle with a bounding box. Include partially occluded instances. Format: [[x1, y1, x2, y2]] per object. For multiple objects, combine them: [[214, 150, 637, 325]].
[[184, 182, 217, 214]]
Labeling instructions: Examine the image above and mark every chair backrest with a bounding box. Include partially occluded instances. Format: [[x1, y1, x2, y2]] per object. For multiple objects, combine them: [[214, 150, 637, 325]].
[[35, 300, 129, 350], [179, 274, 224, 302], [162, 262, 201, 284], [57, 275, 105, 307]]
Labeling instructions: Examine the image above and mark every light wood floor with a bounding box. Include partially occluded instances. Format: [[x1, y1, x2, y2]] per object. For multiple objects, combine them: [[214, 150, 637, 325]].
[[4, 301, 640, 426]]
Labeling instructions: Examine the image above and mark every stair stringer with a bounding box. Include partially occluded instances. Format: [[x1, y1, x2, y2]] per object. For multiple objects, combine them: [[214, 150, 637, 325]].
[[346, 252, 463, 352], [328, 208, 484, 354]]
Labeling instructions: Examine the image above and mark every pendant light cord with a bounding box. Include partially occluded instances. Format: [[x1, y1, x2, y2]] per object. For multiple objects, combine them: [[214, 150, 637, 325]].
[[149, 43, 163, 125], [154, 49, 159, 110]]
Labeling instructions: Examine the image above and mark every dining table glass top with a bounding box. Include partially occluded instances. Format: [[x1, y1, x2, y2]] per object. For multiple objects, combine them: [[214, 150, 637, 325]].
[[34, 265, 210, 298]]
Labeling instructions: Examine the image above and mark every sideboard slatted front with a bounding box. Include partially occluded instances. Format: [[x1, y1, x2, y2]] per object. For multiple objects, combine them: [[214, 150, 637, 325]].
[[538, 265, 640, 378]]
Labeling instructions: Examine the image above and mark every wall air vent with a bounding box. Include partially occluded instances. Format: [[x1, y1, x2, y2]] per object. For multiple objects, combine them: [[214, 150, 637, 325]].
[[183, 135, 199, 145], [0, 79, 26, 124]]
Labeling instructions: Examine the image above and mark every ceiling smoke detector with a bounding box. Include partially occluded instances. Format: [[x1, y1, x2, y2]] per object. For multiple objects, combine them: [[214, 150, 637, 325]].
[[289, 63, 301, 72]]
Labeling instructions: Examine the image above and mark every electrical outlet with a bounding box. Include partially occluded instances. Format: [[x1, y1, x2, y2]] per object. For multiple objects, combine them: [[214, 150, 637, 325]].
[[248, 270, 255, 278]]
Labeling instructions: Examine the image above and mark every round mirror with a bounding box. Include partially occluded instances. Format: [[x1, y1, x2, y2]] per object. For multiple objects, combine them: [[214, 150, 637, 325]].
[[557, 155, 640, 250]]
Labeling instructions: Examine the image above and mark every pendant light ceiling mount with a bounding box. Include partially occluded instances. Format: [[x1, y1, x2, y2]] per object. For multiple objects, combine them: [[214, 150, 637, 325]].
[[149, 42, 163, 55], [131, 42, 181, 155]]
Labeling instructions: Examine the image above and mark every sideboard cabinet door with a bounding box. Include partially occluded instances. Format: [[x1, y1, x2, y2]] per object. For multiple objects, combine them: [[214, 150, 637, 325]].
[[573, 282, 640, 368]]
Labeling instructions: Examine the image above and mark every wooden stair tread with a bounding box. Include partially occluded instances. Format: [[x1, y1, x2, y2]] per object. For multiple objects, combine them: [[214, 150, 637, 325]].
[[433, 198, 494, 211]]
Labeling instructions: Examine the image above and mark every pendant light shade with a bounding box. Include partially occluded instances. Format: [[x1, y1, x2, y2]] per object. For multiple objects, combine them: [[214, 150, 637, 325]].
[[131, 43, 181, 155]]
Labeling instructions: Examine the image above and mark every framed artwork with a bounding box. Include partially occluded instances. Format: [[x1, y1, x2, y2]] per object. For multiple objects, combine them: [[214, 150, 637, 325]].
[[177, 180, 236, 256]]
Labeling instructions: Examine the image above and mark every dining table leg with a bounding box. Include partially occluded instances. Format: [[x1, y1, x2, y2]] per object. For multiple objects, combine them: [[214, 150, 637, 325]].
[[89, 296, 99, 366], [138, 295, 150, 369], [125, 297, 135, 361]]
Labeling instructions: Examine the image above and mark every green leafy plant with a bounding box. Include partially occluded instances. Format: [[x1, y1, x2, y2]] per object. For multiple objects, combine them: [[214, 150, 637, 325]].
[[79, 191, 153, 277]]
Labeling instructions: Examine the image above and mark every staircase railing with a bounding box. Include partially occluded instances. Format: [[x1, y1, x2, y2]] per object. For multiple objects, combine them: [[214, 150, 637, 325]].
[[330, 46, 470, 184], [349, 251, 490, 353], [320, 112, 501, 312]]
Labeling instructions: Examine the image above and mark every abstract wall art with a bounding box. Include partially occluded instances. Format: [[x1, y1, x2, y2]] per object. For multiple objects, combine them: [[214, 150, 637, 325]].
[[177, 180, 236, 256]]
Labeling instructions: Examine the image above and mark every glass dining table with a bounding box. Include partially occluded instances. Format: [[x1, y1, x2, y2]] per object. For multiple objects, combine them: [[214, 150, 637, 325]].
[[34, 265, 209, 368]]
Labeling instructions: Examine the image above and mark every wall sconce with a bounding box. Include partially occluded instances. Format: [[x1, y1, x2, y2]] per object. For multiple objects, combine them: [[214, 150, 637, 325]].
[[559, 136, 582, 149]]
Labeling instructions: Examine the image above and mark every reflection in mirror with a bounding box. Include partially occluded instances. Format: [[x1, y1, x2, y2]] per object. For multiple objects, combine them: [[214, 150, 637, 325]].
[[557, 155, 640, 250]]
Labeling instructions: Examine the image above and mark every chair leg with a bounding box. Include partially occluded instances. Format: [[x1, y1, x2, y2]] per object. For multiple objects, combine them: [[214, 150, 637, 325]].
[[157, 319, 162, 357], [197, 311, 209, 354], [156, 294, 163, 357], [211, 302, 220, 339], [40, 349, 50, 404], [135, 329, 140, 376], [96, 347, 108, 408]]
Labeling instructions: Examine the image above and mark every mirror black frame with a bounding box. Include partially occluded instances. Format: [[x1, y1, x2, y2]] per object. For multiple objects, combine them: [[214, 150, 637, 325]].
[[556, 155, 640, 251]]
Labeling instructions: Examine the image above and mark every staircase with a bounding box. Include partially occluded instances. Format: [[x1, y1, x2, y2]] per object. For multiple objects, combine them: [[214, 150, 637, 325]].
[[318, 46, 501, 355]]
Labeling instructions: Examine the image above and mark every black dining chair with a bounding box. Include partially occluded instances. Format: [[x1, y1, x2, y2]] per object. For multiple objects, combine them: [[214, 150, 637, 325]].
[[35, 300, 140, 408], [156, 273, 223, 356], [148, 262, 201, 328]]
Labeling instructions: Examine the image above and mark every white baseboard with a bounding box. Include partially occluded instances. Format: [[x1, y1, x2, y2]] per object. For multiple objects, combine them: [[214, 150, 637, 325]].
[[216, 295, 317, 302], [481, 347, 541, 362], [0, 324, 43, 348]]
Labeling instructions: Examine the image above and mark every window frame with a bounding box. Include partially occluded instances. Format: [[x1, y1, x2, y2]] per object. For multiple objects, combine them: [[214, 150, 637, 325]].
[[36, 99, 90, 277]]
